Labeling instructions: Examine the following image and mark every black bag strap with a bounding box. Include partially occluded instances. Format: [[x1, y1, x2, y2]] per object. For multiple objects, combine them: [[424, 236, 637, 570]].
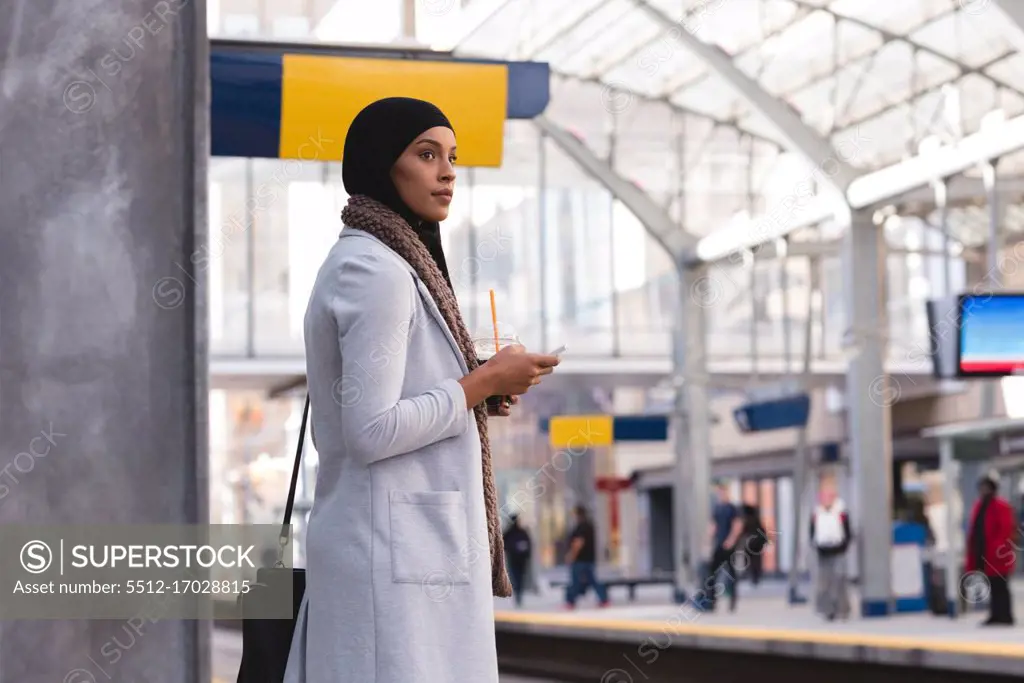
[[276, 394, 310, 565]]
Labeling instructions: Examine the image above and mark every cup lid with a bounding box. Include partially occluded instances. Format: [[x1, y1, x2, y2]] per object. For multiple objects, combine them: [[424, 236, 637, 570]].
[[473, 336, 518, 353]]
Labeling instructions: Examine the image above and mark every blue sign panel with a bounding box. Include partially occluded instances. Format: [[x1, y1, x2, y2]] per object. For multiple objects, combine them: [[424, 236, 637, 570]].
[[733, 394, 810, 433], [613, 415, 669, 442]]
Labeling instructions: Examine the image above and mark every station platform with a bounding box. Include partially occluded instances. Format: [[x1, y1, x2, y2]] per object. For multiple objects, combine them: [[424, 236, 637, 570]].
[[211, 628, 562, 682], [209, 580, 1023, 681], [493, 580, 1024, 678]]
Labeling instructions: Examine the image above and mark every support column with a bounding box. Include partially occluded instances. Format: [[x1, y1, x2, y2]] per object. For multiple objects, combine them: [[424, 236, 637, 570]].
[[932, 178, 952, 295], [981, 161, 1002, 418], [787, 253, 817, 605], [672, 261, 712, 603], [562, 391, 597, 518], [0, 2, 208, 682], [840, 209, 893, 616], [401, 0, 417, 38], [618, 484, 639, 574], [939, 437, 959, 617], [537, 130, 549, 352]]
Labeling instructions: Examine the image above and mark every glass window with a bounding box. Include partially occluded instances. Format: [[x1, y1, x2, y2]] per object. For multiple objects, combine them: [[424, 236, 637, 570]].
[[209, 389, 297, 528], [463, 185, 535, 342], [541, 138, 614, 356], [541, 185, 615, 355], [705, 261, 752, 360], [325, 163, 347, 214], [212, 0, 412, 44], [208, 0, 222, 35], [222, 13, 260, 37], [209, 390, 230, 523], [288, 180, 341, 340], [613, 202, 674, 357], [209, 158, 251, 356], [820, 256, 844, 358], [466, 122, 544, 349], [314, 0, 402, 44], [754, 256, 812, 365], [272, 15, 311, 39], [612, 202, 648, 293], [209, 178, 226, 346], [251, 160, 326, 356]]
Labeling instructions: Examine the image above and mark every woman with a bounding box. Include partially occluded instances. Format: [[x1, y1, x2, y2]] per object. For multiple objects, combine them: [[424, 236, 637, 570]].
[[283, 97, 561, 682], [964, 474, 1017, 625]]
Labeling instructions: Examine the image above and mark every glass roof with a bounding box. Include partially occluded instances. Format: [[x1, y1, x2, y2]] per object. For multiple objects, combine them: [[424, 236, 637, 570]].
[[455, 0, 1024, 244]]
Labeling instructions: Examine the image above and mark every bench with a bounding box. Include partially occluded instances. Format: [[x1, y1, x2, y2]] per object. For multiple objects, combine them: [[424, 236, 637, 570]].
[[548, 574, 675, 602]]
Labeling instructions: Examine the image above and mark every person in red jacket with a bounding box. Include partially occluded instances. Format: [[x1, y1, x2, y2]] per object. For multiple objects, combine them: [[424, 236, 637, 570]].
[[964, 474, 1018, 625]]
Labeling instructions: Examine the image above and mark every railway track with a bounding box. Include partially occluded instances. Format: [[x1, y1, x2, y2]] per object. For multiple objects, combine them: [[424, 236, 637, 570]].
[[496, 626, 1024, 683]]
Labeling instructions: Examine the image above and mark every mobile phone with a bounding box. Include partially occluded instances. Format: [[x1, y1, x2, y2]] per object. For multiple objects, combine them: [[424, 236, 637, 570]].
[[548, 345, 567, 357]]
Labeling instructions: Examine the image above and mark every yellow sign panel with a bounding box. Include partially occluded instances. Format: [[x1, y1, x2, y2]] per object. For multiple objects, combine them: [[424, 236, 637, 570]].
[[279, 55, 508, 167], [548, 415, 614, 449]]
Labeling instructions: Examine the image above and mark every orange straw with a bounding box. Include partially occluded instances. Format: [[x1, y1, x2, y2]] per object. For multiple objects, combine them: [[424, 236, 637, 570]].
[[489, 289, 500, 352]]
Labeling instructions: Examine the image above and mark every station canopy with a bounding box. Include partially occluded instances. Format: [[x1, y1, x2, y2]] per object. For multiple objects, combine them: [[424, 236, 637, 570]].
[[449, 0, 1024, 248]]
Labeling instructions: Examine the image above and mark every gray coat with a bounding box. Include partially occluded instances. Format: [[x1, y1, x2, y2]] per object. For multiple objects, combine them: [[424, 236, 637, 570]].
[[283, 228, 499, 683]]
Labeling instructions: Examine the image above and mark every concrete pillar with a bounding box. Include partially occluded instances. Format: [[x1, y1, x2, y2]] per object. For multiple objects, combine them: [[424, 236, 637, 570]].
[[0, 1, 208, 681], [939, 437, 960, 616], [840, 209, 893, 616], [673, 261, 712, 602], [562, 391, 595, 513], [618, 487, 639, 574], [634, 489, 652, 576], [980, 162, 1003, 418], [401, 0, 417, 38]]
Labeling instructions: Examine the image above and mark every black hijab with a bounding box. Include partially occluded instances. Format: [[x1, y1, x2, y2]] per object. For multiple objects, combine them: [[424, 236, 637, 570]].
[[342, 97, 455, 290]]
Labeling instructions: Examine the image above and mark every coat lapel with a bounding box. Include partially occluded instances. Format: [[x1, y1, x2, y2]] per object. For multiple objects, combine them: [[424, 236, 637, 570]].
[[412, 279, 469, 375], [339, 229, 469, 375]]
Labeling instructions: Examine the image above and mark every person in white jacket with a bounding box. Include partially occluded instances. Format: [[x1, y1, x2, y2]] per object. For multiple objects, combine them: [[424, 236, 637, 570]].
[[809, 486, 852, 620]]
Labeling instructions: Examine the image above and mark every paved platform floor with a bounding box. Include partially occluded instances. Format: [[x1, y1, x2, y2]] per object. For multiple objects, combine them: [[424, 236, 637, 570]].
[[494, 579, 1024, 644], [211, 627, 563, 682], [210, 579, 1024, 680], [493, 579, 1024, 676]]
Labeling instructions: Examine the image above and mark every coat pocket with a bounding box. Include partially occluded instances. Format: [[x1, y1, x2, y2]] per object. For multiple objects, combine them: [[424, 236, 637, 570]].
[[389, 490, 472, 586]]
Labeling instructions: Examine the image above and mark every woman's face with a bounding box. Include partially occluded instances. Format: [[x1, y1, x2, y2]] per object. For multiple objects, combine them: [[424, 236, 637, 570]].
[[390, 126, 457, 222]]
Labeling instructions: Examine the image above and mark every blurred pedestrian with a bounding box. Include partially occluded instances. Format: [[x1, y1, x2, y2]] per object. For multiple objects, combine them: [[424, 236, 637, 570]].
[[965, 473, 1017, 626], [503, 513, 532, 608], [564, 505, 609, 609], [810, 485, 851, 621], [704, 481, 743, 612]]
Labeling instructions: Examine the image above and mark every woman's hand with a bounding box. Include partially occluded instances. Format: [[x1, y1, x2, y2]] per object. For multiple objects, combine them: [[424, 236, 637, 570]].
[[458, 345, 560, 410], [489, 394, 520, 417], [483, 344, 560, 396]]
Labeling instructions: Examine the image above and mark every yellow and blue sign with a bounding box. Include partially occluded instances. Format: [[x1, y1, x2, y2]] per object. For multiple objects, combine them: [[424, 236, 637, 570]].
[[210, 40, 550, 167], [545, 415, 669, 448]]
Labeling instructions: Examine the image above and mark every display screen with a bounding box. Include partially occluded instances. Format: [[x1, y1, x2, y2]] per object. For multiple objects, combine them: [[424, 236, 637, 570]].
[[958, 294, 1024, 376]]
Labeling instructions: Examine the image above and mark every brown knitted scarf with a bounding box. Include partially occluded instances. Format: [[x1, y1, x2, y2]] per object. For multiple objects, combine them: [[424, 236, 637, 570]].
[[341, 194, 513, 598]]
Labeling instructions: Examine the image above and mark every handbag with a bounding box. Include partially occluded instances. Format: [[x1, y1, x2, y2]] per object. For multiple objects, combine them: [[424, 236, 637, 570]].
[[236, 394, 310, 683]]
